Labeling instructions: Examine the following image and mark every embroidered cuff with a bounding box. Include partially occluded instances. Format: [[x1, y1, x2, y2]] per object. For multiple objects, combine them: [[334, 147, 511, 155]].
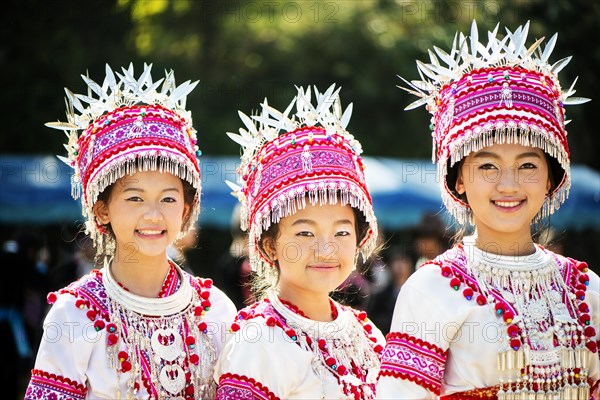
[[379, 331, 448, 395]]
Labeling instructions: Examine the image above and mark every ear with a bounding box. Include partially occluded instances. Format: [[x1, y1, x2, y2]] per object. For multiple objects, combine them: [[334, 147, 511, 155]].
[[262, 237, 278, 261], [546, 176, 552, 194], [455, 169, 466, 195], [181, 203, 191, 227], [93, 201, 110, 225]]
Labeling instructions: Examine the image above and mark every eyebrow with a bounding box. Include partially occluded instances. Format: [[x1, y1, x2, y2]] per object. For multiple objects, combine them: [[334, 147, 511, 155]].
[[472, 151, 543, 160], [121, 187, 182, 193], [291, 218, 354, 226]]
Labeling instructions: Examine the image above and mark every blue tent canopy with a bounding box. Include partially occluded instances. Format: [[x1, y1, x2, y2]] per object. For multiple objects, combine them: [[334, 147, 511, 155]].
[[1, 155, 598, 231]]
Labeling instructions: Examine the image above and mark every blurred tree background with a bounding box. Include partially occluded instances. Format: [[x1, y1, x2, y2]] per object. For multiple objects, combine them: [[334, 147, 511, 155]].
[[2, 0, 599, 168]]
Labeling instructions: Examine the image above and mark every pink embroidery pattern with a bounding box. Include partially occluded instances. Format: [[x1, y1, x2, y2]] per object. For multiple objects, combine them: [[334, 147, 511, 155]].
[[217, 373, 279, 400], [25, 369, 87, 400], [379, 332, 447, 395]]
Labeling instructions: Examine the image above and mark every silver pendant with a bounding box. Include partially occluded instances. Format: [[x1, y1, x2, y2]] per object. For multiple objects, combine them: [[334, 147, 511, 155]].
[[159, 364, 186, 395], [151, 327, 183, 362]]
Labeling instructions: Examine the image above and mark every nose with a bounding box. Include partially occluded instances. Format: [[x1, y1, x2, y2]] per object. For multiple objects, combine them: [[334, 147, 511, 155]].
[[496, 166, 519, 194], [144, 203, 164, 222], [312, 237, 338, 263]]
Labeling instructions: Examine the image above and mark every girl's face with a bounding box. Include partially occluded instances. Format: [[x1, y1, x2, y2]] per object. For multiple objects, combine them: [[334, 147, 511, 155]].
[[95, 170, 190, 262], [455, 143, 551, 245], [265, 202, 358, 298]]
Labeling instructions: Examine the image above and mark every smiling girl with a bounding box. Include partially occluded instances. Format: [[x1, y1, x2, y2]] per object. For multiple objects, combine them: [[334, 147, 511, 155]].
[[214, 85, 384, 399], [376, 21, 599, 399], [24, 64, 236, 399]]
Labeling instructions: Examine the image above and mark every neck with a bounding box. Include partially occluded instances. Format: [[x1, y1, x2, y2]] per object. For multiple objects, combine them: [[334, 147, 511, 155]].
[[277, 286, 334, 322], [471, 228, 536, 256], [110, 248, 171, 297]]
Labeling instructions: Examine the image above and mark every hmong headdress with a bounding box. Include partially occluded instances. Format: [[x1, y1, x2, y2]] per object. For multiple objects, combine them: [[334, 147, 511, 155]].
[[47, 63, 201, 251], [399, 20, 589, 225], [226, 84, 378, 273]]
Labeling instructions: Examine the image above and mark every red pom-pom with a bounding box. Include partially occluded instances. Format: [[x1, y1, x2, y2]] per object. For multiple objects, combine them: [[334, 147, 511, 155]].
[[358, 311, 367, 321], [585, 341, 598, 353], [579, 302, 590, 313], [121, 360, 132, 372], [494, 303, 505, 314], [189, 354, 199, 365], [507, 324, 519, 337], [318, 339, 327, 350], [285, 329, 297, 340], [200, 291, 210, 299], [476, 294, 487, 305], [194, 306, 203, 316], [185, 385, 195, 396], [201, 300, 211, 309], [238, 310, 248, 320], [230, 322, 240, 332], [75, 299, 86, 309], [580, 314, 591, 324], [336, 365, 348, 375], [364, 324, 373, 333], [576, 284, 587, 291], [266, 317, 276, 327], [503, 311, 515, 324], [578, 262, 589, 272], [118, 351, 128, 362], [509, 339, 521, 350], [325, 356, 336, 367], [93, 320, 105, 331], [374, 344, 384, 353], [86, 309, 97, 321], [576, 290, 586, 301], [202, 278, 213, 289], [198, 322, 207, 332], [106, 323, 117, 333], [579, 274, 590, 285], [584, 326, 596, 338], [107, 333, 118, 346], [47, 292, 58, 304], [186, 336, 196, 346], [463, 287, 474, 300], [441, 266, 452, 277], [450, 277, 461, 290]]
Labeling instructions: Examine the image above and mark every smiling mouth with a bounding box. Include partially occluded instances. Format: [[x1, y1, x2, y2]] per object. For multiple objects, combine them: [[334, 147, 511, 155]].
[[493, 200, 524, 208], [136, 229, 166, 236], [308, 264, 340, 270]]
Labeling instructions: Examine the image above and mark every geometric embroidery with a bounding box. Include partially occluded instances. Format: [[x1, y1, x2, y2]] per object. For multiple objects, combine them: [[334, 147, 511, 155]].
[[379, 332, 447, 395]]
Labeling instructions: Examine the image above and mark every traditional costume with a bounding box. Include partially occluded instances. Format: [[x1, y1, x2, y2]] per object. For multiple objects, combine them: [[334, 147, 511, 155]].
[[214, 85, 385, 399], [376, 21, 600, 399], [24, 64, 236, 399]]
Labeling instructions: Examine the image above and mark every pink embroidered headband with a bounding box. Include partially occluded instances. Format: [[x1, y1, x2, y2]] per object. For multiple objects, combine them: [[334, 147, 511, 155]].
[[47, 63, 201, 247], [399, 20, 589, 225], [226, 85, 378, 272]]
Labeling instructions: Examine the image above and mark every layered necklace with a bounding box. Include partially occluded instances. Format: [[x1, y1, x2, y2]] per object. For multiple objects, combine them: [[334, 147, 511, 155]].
[[103, 261, 216, 399], [267, 292, 381, 399], [462, 236, 594, 399]]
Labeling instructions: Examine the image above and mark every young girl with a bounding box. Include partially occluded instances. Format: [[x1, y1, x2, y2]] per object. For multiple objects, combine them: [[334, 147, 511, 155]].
[[376, 21, 599, 399], [214, 85, 385, 399], [25, 63, 237, 399]]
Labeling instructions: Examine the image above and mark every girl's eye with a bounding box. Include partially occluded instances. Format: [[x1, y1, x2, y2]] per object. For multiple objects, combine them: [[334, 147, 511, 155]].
[[296, 231, 314, 237], [335, 231, 351, 237], [520, 162, 537, 169], [126, 196, 143, 202], [479, 163, 497, 170], [162, 197, 177, 203]]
